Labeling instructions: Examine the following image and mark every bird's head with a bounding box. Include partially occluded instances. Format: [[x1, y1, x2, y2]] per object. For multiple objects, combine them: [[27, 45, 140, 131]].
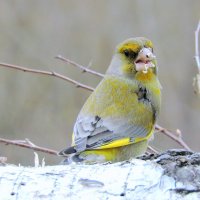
[[107, 37, 157, 78]]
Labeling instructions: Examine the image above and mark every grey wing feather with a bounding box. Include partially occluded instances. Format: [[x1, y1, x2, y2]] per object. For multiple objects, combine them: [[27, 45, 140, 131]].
[[73, 114, 149, 152]]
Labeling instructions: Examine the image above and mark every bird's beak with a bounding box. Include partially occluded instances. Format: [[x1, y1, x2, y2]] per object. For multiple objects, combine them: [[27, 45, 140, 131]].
[[135, 47, 156, 73]]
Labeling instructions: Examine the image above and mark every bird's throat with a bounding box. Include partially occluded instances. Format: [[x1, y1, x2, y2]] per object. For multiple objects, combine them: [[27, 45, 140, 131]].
[[135, 69, 155, 82]]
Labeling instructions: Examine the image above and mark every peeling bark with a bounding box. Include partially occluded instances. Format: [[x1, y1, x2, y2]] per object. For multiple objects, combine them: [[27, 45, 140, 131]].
[[0, 150, 200, 200]]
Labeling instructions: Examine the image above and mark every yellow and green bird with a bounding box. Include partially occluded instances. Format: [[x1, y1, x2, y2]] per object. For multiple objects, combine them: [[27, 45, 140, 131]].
[[59, 37, 161, 163]]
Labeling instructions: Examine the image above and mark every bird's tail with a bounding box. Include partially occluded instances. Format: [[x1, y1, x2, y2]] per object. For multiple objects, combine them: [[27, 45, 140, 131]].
[[58, 146, 77, 156], [58, 146, 84, 164]]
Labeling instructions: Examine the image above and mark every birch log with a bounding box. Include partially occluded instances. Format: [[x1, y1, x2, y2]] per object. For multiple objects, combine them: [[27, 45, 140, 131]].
[[0, 149, 200, 200]]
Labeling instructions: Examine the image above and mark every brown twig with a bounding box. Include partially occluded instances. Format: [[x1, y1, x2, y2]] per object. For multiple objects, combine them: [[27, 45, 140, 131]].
[[0, 137, 58, 155], [147, 146, 159, 154], [155, 124, 191, 151], [0, 62, 94, 91], [0, 58, 191, 152], [54, 56, 192, 151], [55, 55, 104, 77]]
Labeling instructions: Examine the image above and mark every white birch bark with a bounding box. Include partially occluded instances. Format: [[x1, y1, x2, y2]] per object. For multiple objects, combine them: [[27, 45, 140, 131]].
[[0, 150, 200, 200]]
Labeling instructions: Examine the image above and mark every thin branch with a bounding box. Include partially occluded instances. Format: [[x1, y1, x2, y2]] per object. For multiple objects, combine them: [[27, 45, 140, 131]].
[[55, 57, 191, 151], [0, 62, 94, 91], [0, 59, 191, 152], [195, 20, 200, 72], [155, 124, 191, 151], [147, 146, 159, 154], [193, 21, 200, 95], [55, 55, 104, 77], [0, 137, 58, 155]]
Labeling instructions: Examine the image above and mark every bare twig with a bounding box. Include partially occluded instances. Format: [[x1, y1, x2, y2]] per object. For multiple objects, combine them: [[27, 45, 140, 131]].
[[25, 138, 37, 147], [147, 146, 159, 154], [0, 62, 94, 91], [0, 58, 191, 153], [155, 124, 191, 151], [55, 55, 104, 77], [195, 20, 200, 72], [0, 138, 58, 155], [193, 21, 200, 95]]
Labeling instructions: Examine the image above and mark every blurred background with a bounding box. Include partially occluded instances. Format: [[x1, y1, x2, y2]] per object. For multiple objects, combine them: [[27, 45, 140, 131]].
[[0, 0, 200, 166]]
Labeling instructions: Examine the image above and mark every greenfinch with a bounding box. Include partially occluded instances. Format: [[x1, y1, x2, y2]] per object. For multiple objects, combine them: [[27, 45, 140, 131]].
[[59, 37, 161, 163]]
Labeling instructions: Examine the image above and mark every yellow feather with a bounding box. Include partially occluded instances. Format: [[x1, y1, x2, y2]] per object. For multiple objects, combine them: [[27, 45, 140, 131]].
[[97, 128, 154, 149], [59, 37, 161, 163]]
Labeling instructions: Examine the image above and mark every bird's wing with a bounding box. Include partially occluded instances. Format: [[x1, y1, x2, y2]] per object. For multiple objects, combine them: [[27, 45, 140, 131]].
[[73, 113, 152, 152]]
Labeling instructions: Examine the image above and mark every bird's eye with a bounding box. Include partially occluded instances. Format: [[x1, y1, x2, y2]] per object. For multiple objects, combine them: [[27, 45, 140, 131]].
[[124, 50, 130, 57], [123, 49, 137, 59]]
